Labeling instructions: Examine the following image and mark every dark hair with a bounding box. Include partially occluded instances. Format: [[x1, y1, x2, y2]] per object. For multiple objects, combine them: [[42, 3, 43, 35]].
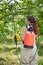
[[27, 15, 38, 34]]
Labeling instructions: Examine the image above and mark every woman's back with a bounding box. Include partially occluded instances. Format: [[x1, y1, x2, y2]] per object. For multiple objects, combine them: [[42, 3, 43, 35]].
[[21, 26, 37, 51]]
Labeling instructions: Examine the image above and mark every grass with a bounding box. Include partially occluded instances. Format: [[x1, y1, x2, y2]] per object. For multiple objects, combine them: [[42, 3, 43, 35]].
[[0, 43, 43, 65]]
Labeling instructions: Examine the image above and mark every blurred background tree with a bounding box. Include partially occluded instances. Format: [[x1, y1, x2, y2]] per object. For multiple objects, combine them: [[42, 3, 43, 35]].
[[0, 0, 43, 65], [0, 0, 43, 43]]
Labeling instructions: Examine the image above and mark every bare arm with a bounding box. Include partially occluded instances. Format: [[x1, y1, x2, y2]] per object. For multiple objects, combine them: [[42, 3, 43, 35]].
[[21, 26, 26, 41]]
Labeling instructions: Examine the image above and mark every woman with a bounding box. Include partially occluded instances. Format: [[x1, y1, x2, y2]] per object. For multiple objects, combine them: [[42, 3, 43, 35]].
[[21, 15, 38, 65]]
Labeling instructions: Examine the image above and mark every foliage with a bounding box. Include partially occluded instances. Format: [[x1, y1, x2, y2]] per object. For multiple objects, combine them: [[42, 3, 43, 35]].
[[0, 0, 43, 42], [0, 0, 43, 65]]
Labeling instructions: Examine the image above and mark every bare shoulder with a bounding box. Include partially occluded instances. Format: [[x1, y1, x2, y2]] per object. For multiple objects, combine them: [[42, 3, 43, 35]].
[[22, 26, 26, 31]]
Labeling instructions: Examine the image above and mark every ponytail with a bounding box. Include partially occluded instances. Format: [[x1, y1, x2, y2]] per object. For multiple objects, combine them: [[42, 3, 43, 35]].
[[34, 22, 38, 35]]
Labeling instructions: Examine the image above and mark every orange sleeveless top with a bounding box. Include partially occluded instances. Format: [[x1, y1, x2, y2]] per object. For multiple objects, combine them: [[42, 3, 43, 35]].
[[24, 31, 35, 48]]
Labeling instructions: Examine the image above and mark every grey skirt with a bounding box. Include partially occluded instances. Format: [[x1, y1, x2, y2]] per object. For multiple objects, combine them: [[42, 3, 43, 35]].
[[20, 43, 38, 65]]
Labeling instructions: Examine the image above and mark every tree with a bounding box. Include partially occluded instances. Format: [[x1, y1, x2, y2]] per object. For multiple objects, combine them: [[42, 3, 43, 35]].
[[0, 0, 43, 42]]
